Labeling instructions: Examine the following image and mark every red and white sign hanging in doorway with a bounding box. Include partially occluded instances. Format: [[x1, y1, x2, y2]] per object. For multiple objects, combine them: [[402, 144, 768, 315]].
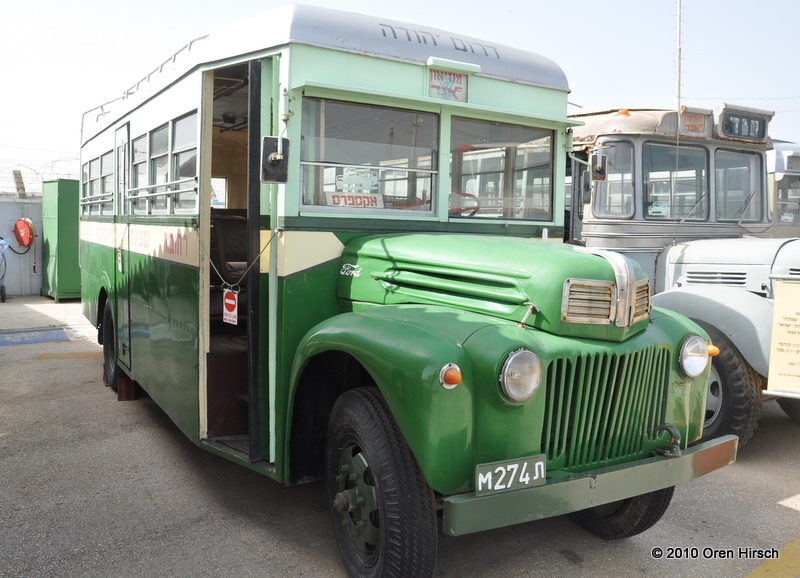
[[223, 287, 238, 325]]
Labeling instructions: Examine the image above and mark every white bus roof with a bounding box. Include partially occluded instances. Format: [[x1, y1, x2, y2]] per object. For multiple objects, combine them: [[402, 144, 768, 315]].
[[82, 4, 569, 143], [570, 104, 773, 146]]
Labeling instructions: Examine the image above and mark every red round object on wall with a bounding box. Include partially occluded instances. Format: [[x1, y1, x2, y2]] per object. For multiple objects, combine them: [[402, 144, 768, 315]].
[[12, 218, 35, 247]]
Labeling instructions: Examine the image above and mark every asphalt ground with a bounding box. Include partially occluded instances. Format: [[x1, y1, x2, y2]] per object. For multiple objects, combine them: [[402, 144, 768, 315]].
[[1, 295, 799, 577]]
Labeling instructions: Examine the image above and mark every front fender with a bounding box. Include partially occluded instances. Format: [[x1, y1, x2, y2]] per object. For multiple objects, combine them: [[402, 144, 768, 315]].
[[290, 305, 489, 494], [652, 286, 772, 376]]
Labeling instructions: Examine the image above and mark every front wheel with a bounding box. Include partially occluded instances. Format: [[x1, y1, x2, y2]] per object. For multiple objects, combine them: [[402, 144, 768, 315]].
[[568, 487, 675, 539], [326, 387, 437, 578], [700, 327, 762, 446]]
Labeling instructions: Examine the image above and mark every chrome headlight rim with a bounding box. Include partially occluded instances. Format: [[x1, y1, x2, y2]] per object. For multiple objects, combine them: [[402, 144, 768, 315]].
[[499, 348, 542, 403], [679, 334, 710, 378]]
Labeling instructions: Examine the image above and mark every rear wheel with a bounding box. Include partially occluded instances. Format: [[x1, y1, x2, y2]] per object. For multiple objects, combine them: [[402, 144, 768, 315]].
[[102, 300, 120, 393], [326, 387, 437, 578], [569, 487, 675, 539], [700, 327, 762, 446]]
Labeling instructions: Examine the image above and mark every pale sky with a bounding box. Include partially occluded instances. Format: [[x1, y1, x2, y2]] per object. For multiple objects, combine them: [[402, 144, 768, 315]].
[[2, 0, 798, 193]]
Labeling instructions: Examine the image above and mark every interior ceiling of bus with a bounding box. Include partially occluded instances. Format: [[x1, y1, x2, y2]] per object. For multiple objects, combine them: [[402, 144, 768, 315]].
[[214, 64, 249, 132]]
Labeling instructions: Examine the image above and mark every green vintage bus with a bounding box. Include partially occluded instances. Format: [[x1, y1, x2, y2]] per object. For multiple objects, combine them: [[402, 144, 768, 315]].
[[79, 5, 737, 576]]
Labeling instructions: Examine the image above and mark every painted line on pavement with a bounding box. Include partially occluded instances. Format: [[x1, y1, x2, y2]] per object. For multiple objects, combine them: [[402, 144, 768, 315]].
[[0, 328, 70, 347]]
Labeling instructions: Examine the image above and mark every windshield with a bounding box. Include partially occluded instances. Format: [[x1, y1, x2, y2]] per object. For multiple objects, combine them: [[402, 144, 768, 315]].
[[449, 117, 553, 220], [715, 149, 764, 222], [300, 98, 438, 212], [642, 142, 709, 221]]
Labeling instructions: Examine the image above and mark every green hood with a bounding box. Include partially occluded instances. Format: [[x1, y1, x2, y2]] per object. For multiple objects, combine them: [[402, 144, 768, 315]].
[[337, 234, 651, 342]]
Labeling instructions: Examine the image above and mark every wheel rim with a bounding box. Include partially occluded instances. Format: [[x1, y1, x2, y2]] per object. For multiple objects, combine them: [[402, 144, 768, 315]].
[[705, 362, 723, 428], [332, 433, 380, 567]]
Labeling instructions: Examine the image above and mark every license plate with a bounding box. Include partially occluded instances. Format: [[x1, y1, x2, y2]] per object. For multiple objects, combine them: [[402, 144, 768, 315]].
[[475, 454, 546, 497]]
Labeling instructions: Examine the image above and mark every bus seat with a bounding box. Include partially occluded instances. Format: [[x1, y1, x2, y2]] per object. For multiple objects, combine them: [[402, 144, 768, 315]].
[[210, 213, 248, 286]]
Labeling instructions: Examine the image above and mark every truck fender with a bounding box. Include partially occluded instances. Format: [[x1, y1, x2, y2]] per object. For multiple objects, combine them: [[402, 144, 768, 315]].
[[289, 308, 478, 494], [651, 286, 772, 376]]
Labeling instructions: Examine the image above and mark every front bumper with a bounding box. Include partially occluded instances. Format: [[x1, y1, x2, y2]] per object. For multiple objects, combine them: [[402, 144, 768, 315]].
[[442, 434, 738, 536]]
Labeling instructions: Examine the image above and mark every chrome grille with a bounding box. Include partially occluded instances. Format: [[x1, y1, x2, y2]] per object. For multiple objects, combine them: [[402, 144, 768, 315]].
[[543, 346, 670, 470], [562, 278, 650, 326], [561, 279, 614, 324], [632, 279, 651, 323], [685, 270, 747, 285]]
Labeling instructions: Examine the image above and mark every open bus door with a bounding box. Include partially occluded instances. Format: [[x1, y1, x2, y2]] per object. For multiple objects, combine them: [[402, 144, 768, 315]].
[[203, 60, 266, 464]]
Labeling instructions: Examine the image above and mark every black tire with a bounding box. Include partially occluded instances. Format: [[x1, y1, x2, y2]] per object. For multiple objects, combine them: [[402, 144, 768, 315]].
[[326, 387, 437, 578], [700, 327, 762, 446], [102, 300, 120, 393], [0, 285, 5, 303], [568, 487, 675, 540], [777, 398, 800, 423]]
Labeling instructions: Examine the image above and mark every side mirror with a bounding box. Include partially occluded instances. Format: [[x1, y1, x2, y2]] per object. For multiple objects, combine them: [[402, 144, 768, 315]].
[[261, 137, 290, 183], [591, 153, 607, 182], [580, 170, 592, 204]]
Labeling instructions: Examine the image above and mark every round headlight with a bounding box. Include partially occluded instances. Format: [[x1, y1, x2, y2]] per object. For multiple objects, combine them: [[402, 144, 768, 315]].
[[680, 335, 710, 378], [500, 349, 542, 403]]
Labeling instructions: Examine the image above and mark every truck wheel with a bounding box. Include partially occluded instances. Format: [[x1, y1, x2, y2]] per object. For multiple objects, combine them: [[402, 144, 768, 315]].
[[326, 387, 437, 578], [102, 301, 120, 393], [701, 327, 762, 445], [568, 487, 674, 539], [777, 398, 800, 422]]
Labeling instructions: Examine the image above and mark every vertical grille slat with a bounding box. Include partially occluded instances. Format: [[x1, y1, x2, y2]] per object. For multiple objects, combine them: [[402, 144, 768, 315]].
[[603, 354, 632, 459], [624, 351, 650, 455], [584, 354, 614, 464], [570, 356, 590, 468], [544, 346, 669, 471], [592, 354, 620, 462]]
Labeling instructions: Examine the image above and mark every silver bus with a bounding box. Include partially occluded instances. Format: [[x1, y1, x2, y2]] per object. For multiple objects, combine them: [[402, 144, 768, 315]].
[[568, 104, 800, 445]]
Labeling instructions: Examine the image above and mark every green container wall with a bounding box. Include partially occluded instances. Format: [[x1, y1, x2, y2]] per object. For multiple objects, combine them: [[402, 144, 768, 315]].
[[42, 179, 81, 301]]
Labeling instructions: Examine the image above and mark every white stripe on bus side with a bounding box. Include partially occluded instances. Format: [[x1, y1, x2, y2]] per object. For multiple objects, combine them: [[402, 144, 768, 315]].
[[273, 231, 345, 277], [80, 221, 200, 267]]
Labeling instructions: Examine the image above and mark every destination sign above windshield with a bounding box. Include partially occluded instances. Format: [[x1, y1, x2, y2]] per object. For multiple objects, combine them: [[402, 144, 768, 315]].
[[721, 112, 767, 140]]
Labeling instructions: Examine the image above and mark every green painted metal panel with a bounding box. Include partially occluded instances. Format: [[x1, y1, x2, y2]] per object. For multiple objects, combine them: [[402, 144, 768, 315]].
[[289, 44, 570, 124], [291, 304, 478, 493], [338, 233, 650, 342], [42, 180, 81, 301], [279, 231, 713, 495], [126, 250, 201, 442]]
